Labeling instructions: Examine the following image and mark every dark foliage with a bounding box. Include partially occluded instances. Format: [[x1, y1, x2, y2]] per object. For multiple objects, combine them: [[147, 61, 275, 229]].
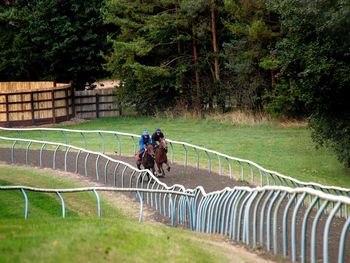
[[0, 0, 109, 88], [266, 0, 350, 166], [0, 0, 349, 167]]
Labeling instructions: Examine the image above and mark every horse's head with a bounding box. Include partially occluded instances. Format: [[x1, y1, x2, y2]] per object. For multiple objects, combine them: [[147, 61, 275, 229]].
[[146, 144, 155, 157], [146, 144, 153, 152], [159, 138, 168, 151]]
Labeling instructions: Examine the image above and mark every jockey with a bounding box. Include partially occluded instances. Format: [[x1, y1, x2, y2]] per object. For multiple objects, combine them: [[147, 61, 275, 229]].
[[139, 129, 151, 158], [151, 128, 165, 149]]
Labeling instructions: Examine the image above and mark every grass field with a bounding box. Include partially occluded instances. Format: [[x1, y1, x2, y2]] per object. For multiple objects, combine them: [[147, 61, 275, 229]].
[[1, 116, 348, 262], [0, 165, 270, 263], [1, 116, 349, 188], [55, 117, 350, 188]]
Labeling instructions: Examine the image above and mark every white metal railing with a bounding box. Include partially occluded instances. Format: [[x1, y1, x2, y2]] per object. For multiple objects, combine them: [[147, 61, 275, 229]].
[[0, 136, 202, 229], [0, 185, 193, 223], [1, 127, 349, 196], [1, 136, 350, 262], [195, 185, 350, 263]]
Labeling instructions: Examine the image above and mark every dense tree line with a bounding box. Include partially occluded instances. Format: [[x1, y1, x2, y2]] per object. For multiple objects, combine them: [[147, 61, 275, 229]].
[[0, 0, 349, 167], [266, 0, 350, 167], [0, 0, 109, 87], [103, 0, 293, 115], [104, 0, 349, 167]]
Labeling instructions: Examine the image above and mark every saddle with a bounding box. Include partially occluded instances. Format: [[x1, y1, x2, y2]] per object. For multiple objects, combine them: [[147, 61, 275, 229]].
[[135, 152, 140, 162], [135, 149, 148, 161]]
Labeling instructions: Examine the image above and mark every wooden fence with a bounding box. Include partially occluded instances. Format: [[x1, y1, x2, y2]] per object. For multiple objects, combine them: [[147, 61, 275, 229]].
[[74, 88, 119, 119], [0, 82, 74, 127], [0, 82, 120, 127]]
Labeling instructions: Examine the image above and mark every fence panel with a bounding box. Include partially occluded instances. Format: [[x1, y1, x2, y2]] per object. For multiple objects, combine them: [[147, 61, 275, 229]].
[[0, 82, 73, 127], [74, 88, 119, 119]]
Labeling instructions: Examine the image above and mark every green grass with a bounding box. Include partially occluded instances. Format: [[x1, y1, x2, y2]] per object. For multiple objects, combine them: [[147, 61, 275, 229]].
[[0, 218, 234, 263], [0, 165, 244, 263], [0, 166, 120, 219], [60, 117, 350, 188], [1, 116, 350, 188]]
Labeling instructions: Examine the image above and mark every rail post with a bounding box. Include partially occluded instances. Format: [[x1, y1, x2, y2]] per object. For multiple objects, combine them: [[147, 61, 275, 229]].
[[51, 89, 56, 124], [95, 93, 100, 118], [5, 94, 10, 127]]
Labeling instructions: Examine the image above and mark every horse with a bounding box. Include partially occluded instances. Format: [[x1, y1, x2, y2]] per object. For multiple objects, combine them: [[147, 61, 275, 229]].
[[154, 138, 171, 177], [135, 144, 155, 182]]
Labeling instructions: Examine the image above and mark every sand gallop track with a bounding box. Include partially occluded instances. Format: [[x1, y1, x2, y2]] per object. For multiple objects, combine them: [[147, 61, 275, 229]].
[[1, 147, 349, 263]]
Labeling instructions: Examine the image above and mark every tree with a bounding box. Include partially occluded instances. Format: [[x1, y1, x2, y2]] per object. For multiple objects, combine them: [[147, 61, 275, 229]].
[[104, 0, 233, 115], [211, 0, 220, 83], [0, 1, 33, 80], [0, 0, 108, 88], [104, 0, 178, 114], [266, 0, 350, 167], [179, 0, 207, 115], [222, 0, 280, 111]]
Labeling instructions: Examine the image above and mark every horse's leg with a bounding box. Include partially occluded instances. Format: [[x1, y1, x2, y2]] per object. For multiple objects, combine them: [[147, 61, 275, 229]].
[[157, 163, 165, 177], [156, 162, 162, 176], [136, 159, 145, 182], [150, 167, 156, 181], [136, 160, 141, 170], [165, 160, 171, 172], [144, 166, 150, 182], [161, 164, 165, 177]]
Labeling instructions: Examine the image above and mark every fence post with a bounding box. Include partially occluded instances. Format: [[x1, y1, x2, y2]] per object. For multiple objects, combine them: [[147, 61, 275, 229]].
[[70, 83, 75, 118], [51, 90, 56, 124], [5, 94, 10, 127], [20, 188, 28, 219], [64, 88, 69, 121], [95, 93, 100, 118], [30, 92, 35, 125]]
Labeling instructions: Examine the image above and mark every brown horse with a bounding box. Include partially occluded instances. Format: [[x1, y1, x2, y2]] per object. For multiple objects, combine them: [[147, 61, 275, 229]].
[[154, 138, 171, 177], [135, 144, 155, 181]]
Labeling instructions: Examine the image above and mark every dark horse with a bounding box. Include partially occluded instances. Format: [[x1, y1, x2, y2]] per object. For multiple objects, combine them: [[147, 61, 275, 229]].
[[154, 138, 171, 177], [135, 144, 155, 181]]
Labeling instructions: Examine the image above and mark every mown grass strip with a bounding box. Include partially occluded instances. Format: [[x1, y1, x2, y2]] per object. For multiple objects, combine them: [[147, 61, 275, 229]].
[[0, 165, 268, 263]]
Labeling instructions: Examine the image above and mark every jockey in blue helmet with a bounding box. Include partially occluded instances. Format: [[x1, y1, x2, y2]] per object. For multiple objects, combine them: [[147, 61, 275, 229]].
[[139, 129, 151, 158]]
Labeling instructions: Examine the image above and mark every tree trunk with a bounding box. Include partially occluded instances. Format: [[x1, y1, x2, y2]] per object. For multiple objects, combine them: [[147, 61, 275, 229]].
[[211, 1, 223, 111], [175, 0, 182, 54], [271, 70, 276, 86], [211, 1, 220, 82], [192, 18, 202, 117]]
